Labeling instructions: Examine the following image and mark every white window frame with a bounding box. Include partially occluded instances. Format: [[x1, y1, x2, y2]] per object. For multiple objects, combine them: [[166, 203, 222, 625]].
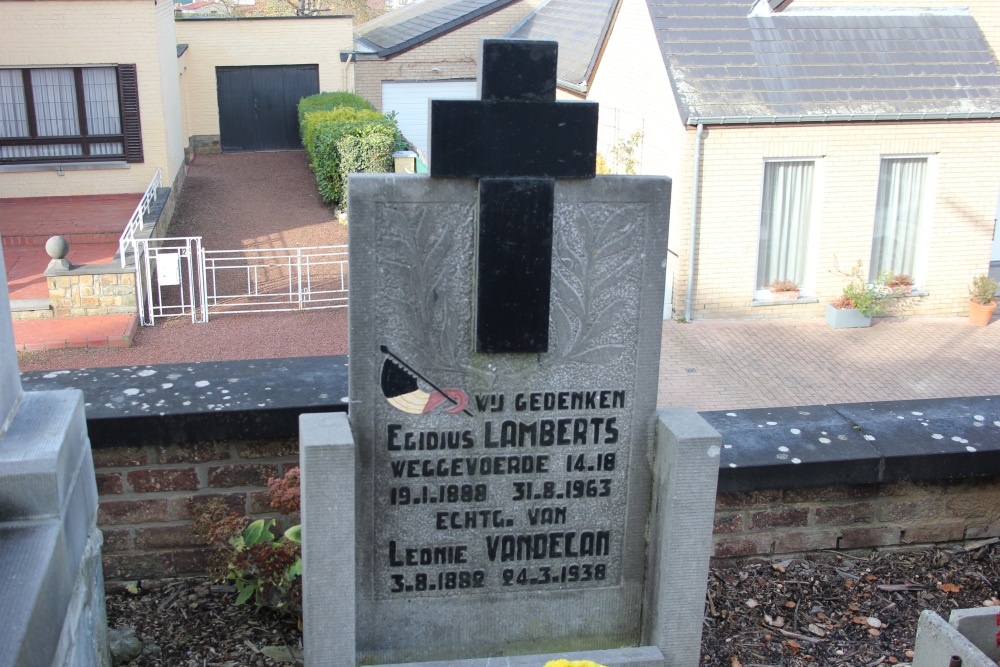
[[753, 157, 824, 300], [869, 154, 936, 288]]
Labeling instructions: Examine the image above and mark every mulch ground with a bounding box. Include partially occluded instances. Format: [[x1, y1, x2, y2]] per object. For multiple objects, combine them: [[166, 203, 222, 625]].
[[105, 541, 999, 667]]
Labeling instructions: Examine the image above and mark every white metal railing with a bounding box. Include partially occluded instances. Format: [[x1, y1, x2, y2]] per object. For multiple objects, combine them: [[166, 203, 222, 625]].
[[119, 167, 162, 268], [200, 245, 349, 318]]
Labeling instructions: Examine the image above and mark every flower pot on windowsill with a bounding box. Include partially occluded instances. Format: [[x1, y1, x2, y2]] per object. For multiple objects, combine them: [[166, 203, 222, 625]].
[[826, 304, 871, 328], [770, 290, 800, 302], [968, 299, 997, 326]]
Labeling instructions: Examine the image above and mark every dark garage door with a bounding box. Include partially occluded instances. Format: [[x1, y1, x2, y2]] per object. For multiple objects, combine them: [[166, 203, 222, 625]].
[[216, 65, 319, 152]]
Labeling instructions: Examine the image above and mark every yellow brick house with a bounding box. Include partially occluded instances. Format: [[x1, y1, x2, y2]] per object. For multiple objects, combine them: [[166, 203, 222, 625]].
[[518, 0, 1000, 320], [0, 1, 355, 198], [0, 0, 186, 198]]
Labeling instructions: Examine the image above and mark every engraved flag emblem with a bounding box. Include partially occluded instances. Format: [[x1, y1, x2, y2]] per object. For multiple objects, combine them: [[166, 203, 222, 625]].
[[379, 346, 470, 416]]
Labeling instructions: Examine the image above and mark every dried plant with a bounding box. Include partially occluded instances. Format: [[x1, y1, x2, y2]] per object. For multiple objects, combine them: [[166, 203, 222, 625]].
[[769, 279, 799, 293], [190, 468, 303, 614]]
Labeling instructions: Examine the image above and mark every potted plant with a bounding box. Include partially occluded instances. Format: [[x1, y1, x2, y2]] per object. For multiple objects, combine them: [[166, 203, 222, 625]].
[[826, 259, 887, 328], [884, 272, 915, 295], [968, 274, 999, 326], [769, 278, 800, 302]]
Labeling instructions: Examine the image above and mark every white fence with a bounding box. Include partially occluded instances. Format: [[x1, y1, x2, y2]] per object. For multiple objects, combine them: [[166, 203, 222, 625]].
[[132, 238, 348, 325], [201, 245, 349, 315], [119, 168, 162, 268]]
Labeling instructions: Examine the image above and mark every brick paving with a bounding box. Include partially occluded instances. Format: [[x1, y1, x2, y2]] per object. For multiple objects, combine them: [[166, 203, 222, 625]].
[[2, 192, 137, 349], [658, 317, 1000, 411], [0, 194, 138, 243], [14, 313, 138, 351]]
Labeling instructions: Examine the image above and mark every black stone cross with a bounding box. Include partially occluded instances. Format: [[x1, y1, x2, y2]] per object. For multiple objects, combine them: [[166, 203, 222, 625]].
[[429, 39, 598, 354]]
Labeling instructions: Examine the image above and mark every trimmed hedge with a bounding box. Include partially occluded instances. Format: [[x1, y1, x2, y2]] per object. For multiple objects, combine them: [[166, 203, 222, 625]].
[[300, 105, 407, 208], [297, 92, 375, 137]]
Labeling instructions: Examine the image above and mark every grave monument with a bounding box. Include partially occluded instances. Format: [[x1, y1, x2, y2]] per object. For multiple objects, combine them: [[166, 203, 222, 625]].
[[0, 252, 109, 667], [300, 39, 721, 667]]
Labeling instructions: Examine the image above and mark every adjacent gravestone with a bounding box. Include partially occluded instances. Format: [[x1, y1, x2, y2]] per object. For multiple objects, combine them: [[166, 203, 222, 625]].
[[0, 251, 109, 667], [300, 39, 721, 667]]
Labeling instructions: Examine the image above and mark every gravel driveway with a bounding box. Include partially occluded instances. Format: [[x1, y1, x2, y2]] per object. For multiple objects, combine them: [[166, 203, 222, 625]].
[[18, 151, 349, 373]]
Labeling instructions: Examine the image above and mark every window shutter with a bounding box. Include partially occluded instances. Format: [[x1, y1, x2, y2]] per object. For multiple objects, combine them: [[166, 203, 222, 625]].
[[118, 64, 143, 163]]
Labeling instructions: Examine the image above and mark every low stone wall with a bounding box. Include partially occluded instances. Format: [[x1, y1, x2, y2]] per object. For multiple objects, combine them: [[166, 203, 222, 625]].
[[94, 437, 299, 579], [21, 359, 1000, 582], [188, 135, 221, 156], [47, 269, 137, 317], [92, 437, 1000, 580], [712, 476, 1000, 560]]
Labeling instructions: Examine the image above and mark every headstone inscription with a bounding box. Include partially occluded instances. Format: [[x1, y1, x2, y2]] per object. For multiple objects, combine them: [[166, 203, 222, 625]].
[[350, 38, 664, 662], [300, 38, 721, 667]]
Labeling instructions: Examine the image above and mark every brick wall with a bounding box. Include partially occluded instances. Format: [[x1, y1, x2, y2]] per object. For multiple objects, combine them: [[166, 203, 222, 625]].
[[353, 0, 543, 111], [94, 438, 299, 580], [155, 0, 186, 185], [94, 437, 1000, 580], [666, 122, 1000, 321], [47, 271, 137, 317], [713, 476, 1000, 561], [587, 0, 689, 180]]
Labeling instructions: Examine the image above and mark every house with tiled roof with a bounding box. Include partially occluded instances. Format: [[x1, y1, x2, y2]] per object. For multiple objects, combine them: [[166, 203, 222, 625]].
[[506, 0, 617, 97], [347, 0, 544, 157], [520, 0, 1000, 321]]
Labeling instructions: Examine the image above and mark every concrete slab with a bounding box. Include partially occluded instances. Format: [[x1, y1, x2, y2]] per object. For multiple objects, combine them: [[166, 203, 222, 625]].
[[831, 397, 1000, 483], [21, 355, 349, 446], [703, 405, 882, 492]]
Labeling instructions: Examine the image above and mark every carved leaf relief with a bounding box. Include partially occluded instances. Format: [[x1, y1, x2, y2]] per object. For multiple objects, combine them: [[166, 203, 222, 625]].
[[549, 204, 644, 365]]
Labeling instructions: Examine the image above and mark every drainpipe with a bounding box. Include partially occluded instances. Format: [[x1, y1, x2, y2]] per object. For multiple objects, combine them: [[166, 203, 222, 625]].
[[684, 123, 704, 323], [342, 52, 355, 92]]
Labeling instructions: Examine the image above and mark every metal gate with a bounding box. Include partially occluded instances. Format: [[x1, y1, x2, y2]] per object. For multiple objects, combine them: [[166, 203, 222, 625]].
[[216, 65, 319, 151], [133, 238, 348, 325], [134, 237, 207, 326]]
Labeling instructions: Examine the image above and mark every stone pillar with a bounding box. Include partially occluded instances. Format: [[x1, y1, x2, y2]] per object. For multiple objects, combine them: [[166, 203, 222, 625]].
[[0, 248, 22, 434], [643, 409, 721, 667], [299, 412, 356, 667], [0, 250, 109, 667]]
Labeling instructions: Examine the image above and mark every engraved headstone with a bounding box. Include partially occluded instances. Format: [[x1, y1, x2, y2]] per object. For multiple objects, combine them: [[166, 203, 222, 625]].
[[300, 38, 721, 667]]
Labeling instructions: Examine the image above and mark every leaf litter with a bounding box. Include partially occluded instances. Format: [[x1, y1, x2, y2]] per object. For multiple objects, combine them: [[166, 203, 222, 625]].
[[702, 542, 998, 666], [106, 543, 997, 666]]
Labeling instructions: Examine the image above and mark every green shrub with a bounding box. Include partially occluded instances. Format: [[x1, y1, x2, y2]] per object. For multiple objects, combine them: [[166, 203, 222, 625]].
[[297, 92, 375, 137], [301, 106, 407, 207]]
